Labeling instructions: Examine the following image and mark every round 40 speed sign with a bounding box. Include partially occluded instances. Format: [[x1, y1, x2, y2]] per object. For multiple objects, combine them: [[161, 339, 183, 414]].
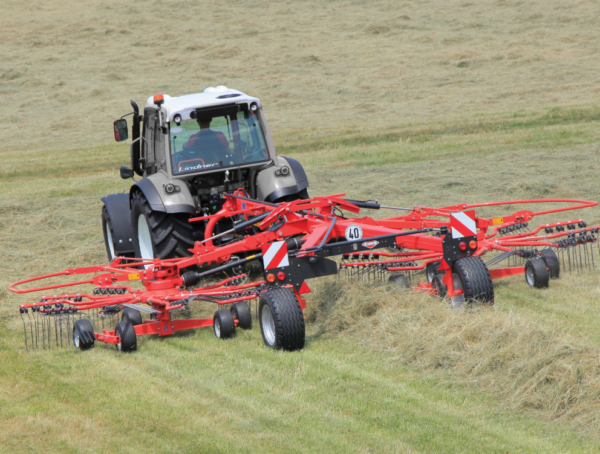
[[344, 224, 363, 241]]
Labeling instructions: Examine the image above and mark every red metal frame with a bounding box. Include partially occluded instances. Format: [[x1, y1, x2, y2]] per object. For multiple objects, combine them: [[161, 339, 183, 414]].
[[11, 191, 599, 333]]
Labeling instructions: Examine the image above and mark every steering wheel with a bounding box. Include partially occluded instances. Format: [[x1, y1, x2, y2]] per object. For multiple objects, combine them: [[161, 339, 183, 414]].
[[238, 146, 267, 162]]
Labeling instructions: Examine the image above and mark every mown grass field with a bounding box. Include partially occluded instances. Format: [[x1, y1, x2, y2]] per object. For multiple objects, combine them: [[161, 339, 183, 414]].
[[2, 108, 600, 453], [2, 0, 600, 452]]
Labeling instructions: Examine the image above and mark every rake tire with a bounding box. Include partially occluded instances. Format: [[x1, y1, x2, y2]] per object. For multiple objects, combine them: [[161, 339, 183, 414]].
[[426, 261, 441, 283], [388, 273, 410, 288], [453, 256, 494, 305], [214, 309, 236, 339], [122, 307, 142, 327], [540, 249, 560, 279], [131, 191, 195, 263], [432, 274, 446, 298], [231, 302, 252, 330], [259, 288, 305, 351], [73, 319, 95, 350], [115, 320, 137, 352], [525, 258, 549, 289]]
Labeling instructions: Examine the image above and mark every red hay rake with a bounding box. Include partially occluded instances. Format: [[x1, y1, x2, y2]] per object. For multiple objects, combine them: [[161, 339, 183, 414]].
[[10, 191, 600, 352]]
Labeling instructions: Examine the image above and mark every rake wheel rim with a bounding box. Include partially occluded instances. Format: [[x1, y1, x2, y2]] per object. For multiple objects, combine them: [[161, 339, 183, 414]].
[[526, 266, 535, 286], [73, 330, 80, 349], [261, 305, 276, 346], [105, 221, 115, 261], [137, 214, 154, 268], [214, 318, 221, 338]]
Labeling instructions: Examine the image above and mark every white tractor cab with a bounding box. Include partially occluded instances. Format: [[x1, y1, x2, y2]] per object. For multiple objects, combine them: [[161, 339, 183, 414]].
[[103, 86, 309, 262]]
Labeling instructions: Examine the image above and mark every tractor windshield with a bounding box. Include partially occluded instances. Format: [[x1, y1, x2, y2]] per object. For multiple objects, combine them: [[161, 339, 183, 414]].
[[169, 109, 270, 175]]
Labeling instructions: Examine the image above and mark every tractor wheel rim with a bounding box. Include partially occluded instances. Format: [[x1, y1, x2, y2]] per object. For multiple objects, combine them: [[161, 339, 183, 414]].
[[137, 214, 154, 268], [105, 223, 115, 261], [526, 266, 535, 286], [214, 318, 221, 338], [73, 331, 80, 348], [261, 305, 276, 346]]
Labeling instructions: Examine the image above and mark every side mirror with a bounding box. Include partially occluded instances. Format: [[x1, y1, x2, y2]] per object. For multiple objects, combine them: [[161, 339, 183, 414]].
[[120, 166, 134, 179], [114, 119, 128, 142]]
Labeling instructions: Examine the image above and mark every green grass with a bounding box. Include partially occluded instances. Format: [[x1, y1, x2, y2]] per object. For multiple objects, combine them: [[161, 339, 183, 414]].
[[1, 325, 597, 453], [2, 106, 600, 452]]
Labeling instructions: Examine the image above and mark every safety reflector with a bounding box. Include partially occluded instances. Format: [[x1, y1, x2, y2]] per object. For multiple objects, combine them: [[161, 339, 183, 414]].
[[451, 210, 476, 239], [261, 241, 289, 269]]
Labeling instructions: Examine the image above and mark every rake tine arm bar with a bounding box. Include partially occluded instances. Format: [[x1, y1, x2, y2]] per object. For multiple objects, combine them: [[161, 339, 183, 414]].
[[485, 218, 586, 239], [442, 198, 597, 212], [344, 251, 435, 258], [493, 225, 600, 246], [339, 253, 442, 268]]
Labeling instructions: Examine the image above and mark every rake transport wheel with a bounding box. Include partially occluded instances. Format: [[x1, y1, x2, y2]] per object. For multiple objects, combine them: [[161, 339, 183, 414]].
[[214, 309, 236, 339], [540, 249, 560, 279], [131, 191, 195, 265], [115, 320, 137, 352], [122, 307, 142, 326], [73, 319, 95, 350], [452, 256, 495, 306], [431, 274, 446, 298], [231, 302, 252, 330], [426, 262, 441, 283], [525, 258, 550, 289], [388, 273, 410, 288], [259, 288, 305, 351]]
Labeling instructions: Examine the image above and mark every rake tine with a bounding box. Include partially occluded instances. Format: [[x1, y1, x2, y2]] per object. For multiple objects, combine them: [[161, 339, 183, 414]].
[[32, 310, 39, 349], [21, 312, 29, 351], [54, 316, 59, 348]]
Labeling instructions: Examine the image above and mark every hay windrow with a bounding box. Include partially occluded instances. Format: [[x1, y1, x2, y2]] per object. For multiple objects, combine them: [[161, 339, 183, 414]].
[[307, 278, 600, 434]]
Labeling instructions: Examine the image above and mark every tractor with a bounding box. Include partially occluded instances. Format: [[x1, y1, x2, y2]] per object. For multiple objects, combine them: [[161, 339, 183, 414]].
[[103, 86, 309, 264]]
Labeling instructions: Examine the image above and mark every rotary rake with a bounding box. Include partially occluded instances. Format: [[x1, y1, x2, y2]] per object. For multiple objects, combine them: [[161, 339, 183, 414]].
[[10, 261, 288, 352], [10, 190, 600, 352]]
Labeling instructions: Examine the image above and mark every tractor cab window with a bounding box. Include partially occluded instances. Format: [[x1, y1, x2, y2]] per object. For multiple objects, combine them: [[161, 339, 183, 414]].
[[169, 109, 270, 175]]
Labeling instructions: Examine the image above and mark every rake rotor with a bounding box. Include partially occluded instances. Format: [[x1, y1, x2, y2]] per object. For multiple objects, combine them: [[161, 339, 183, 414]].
[[10, 190, 600, 352]]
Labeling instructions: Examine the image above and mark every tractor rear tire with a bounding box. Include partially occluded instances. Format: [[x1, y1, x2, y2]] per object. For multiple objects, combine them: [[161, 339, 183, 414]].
[[259, 288, 305, 351], [525, 258, 549, 289], [231, 302, 252, 330], [73, 319, 95, 350], [131, 191, 195, 265], [115, 320, 137, 352], [453, 256, 494, 305], [214, 309, 236, 339], [122, 307, 142, 327], [540, 249, 560, 279]]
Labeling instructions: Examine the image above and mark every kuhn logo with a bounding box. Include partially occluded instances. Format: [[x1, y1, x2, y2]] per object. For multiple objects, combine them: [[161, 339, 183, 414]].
[[362, 240, 379, 249]]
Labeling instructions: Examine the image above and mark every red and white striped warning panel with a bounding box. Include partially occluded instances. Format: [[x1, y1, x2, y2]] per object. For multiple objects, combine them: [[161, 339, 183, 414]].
[[261, 241, 290, 269], [451, 210, 476, 239]]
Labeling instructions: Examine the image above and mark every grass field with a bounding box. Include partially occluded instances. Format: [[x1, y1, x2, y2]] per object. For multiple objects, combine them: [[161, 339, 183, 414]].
[[2, 0, 600, 452]]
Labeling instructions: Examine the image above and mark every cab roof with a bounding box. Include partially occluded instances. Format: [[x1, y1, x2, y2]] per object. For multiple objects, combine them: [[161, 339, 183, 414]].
[[146, 86, 261, 122]]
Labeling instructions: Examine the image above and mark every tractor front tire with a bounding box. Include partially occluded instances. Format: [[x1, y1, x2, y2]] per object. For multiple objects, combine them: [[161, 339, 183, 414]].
[[259, 288, 305, 351], [131, 191, 195, 264]]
